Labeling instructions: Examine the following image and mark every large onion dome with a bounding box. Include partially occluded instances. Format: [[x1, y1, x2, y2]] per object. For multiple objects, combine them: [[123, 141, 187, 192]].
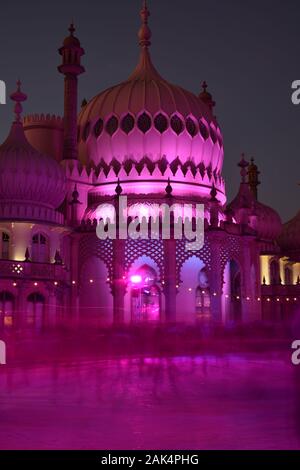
[[277, 210, 300, 254], [228, 157, 282, 241], [78, 2, 225, 203], [0, 82, 66, 223]]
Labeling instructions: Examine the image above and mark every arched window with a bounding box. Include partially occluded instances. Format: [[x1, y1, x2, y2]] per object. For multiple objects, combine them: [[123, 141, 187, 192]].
[[130, 265, 160, 323], [186, 117, 197, 137], [93, 118, 104, 138], [27, 293, 45, 329], [121, 114, 135, 134], [32, 233, 49, 263], [154, 113, 168, 133], [270, 259, 280, 285], [105, 116, 119, 136], [0, 291, 14, 328], [170, 115, 184, 135], [199, 120, 209, 140], [137, 113, 152, 134], [1, 232, 10, 259], [285, 266, 292, 285]]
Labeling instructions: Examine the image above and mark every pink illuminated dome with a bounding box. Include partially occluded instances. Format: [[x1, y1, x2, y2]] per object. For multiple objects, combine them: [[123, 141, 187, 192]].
[[78, 2, 225, 203], [0, 82, 66, 223]]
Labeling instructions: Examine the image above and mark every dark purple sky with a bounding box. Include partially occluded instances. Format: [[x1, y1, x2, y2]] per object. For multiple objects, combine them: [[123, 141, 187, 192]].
[[0, 0, 299, 222]]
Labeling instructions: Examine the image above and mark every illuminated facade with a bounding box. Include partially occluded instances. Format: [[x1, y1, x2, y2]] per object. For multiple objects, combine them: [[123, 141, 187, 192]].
[[0, 3, 299, 329]]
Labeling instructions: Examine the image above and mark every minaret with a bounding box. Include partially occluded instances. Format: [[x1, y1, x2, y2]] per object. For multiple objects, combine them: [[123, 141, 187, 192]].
[[247, 158, 260, 200], [58, 23, 85, 160]]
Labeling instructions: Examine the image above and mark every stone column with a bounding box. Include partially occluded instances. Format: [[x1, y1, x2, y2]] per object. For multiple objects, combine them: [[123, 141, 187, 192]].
[[245, 238, 262, 322], [163, 239, 177, 323], [112, 239, 126, 324], [16, 284, 27, 329], [70, 234, 80, 323], [241, 237, 253, 322], [208, 232, 223, 323]]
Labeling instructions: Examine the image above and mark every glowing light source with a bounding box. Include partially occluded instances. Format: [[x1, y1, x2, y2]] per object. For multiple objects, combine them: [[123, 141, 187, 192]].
[[130, 275, 142, 284], [267, 298, 270, 302], [257, 297, 261, 301], [236, 296, 240, 300], [89, 279, 94, 284], [54, 281, 58, 286], [12, 282, 17, 287], [12, 263, 23, 274], [246, 296, 250, 301], [72, 280, 76, 285], [213, 292, 217, 296], [225, 294, 229, 298], [34, 282, 38, 286], [188, 288, 192, 292], [286, 298, 290, 302], [276, 298, 280, 302]]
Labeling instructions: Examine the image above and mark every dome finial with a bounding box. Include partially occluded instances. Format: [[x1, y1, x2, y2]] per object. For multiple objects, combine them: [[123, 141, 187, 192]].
[[10, 80, 27, 123], [247, 157, 261, 200], [210, 184, 218, 202], [238, 153, 249, 183], [138, 0, 151, 48], [69, 21, 75, 36], [199, 80, 216, 113]]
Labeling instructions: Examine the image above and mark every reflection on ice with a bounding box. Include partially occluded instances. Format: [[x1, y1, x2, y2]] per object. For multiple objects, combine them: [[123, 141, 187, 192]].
[[0, 353, 300, 449]]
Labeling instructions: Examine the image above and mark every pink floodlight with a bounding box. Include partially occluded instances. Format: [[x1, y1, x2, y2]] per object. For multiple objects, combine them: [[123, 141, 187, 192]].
[[130, 275, 142, 284]]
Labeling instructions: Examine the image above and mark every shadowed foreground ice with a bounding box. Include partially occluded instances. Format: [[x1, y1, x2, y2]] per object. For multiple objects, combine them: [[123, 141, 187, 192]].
[[1, 352, 300, 450]]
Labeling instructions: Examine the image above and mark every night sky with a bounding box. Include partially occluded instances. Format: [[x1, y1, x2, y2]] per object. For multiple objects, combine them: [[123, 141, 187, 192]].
[[0, 0, 299, 222]]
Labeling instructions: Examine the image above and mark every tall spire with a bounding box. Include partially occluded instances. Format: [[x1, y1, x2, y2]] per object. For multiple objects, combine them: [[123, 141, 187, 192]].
[[128, 1, 162, 81], [10, 80, 27, 123], [139, 1, 151, 48]]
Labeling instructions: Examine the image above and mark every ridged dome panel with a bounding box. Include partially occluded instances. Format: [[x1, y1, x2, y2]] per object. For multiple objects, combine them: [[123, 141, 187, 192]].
[[251, 202, 282, 240], [0, 122, 66, 215], [278, 211, 300, 252]]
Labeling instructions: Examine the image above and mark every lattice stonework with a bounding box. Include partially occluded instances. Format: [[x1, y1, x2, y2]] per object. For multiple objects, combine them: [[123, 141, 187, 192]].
[[220, 235, 241, 275], [175, 239, 211, 283], [125, 238, 164, 278], [78, 234, 114, 280]]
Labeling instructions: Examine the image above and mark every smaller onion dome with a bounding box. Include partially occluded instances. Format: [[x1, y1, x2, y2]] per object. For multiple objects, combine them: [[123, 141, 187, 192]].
[[278, 210, 300, 253], [0, 81, 66, 223], [228, 156, 282, 240]]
